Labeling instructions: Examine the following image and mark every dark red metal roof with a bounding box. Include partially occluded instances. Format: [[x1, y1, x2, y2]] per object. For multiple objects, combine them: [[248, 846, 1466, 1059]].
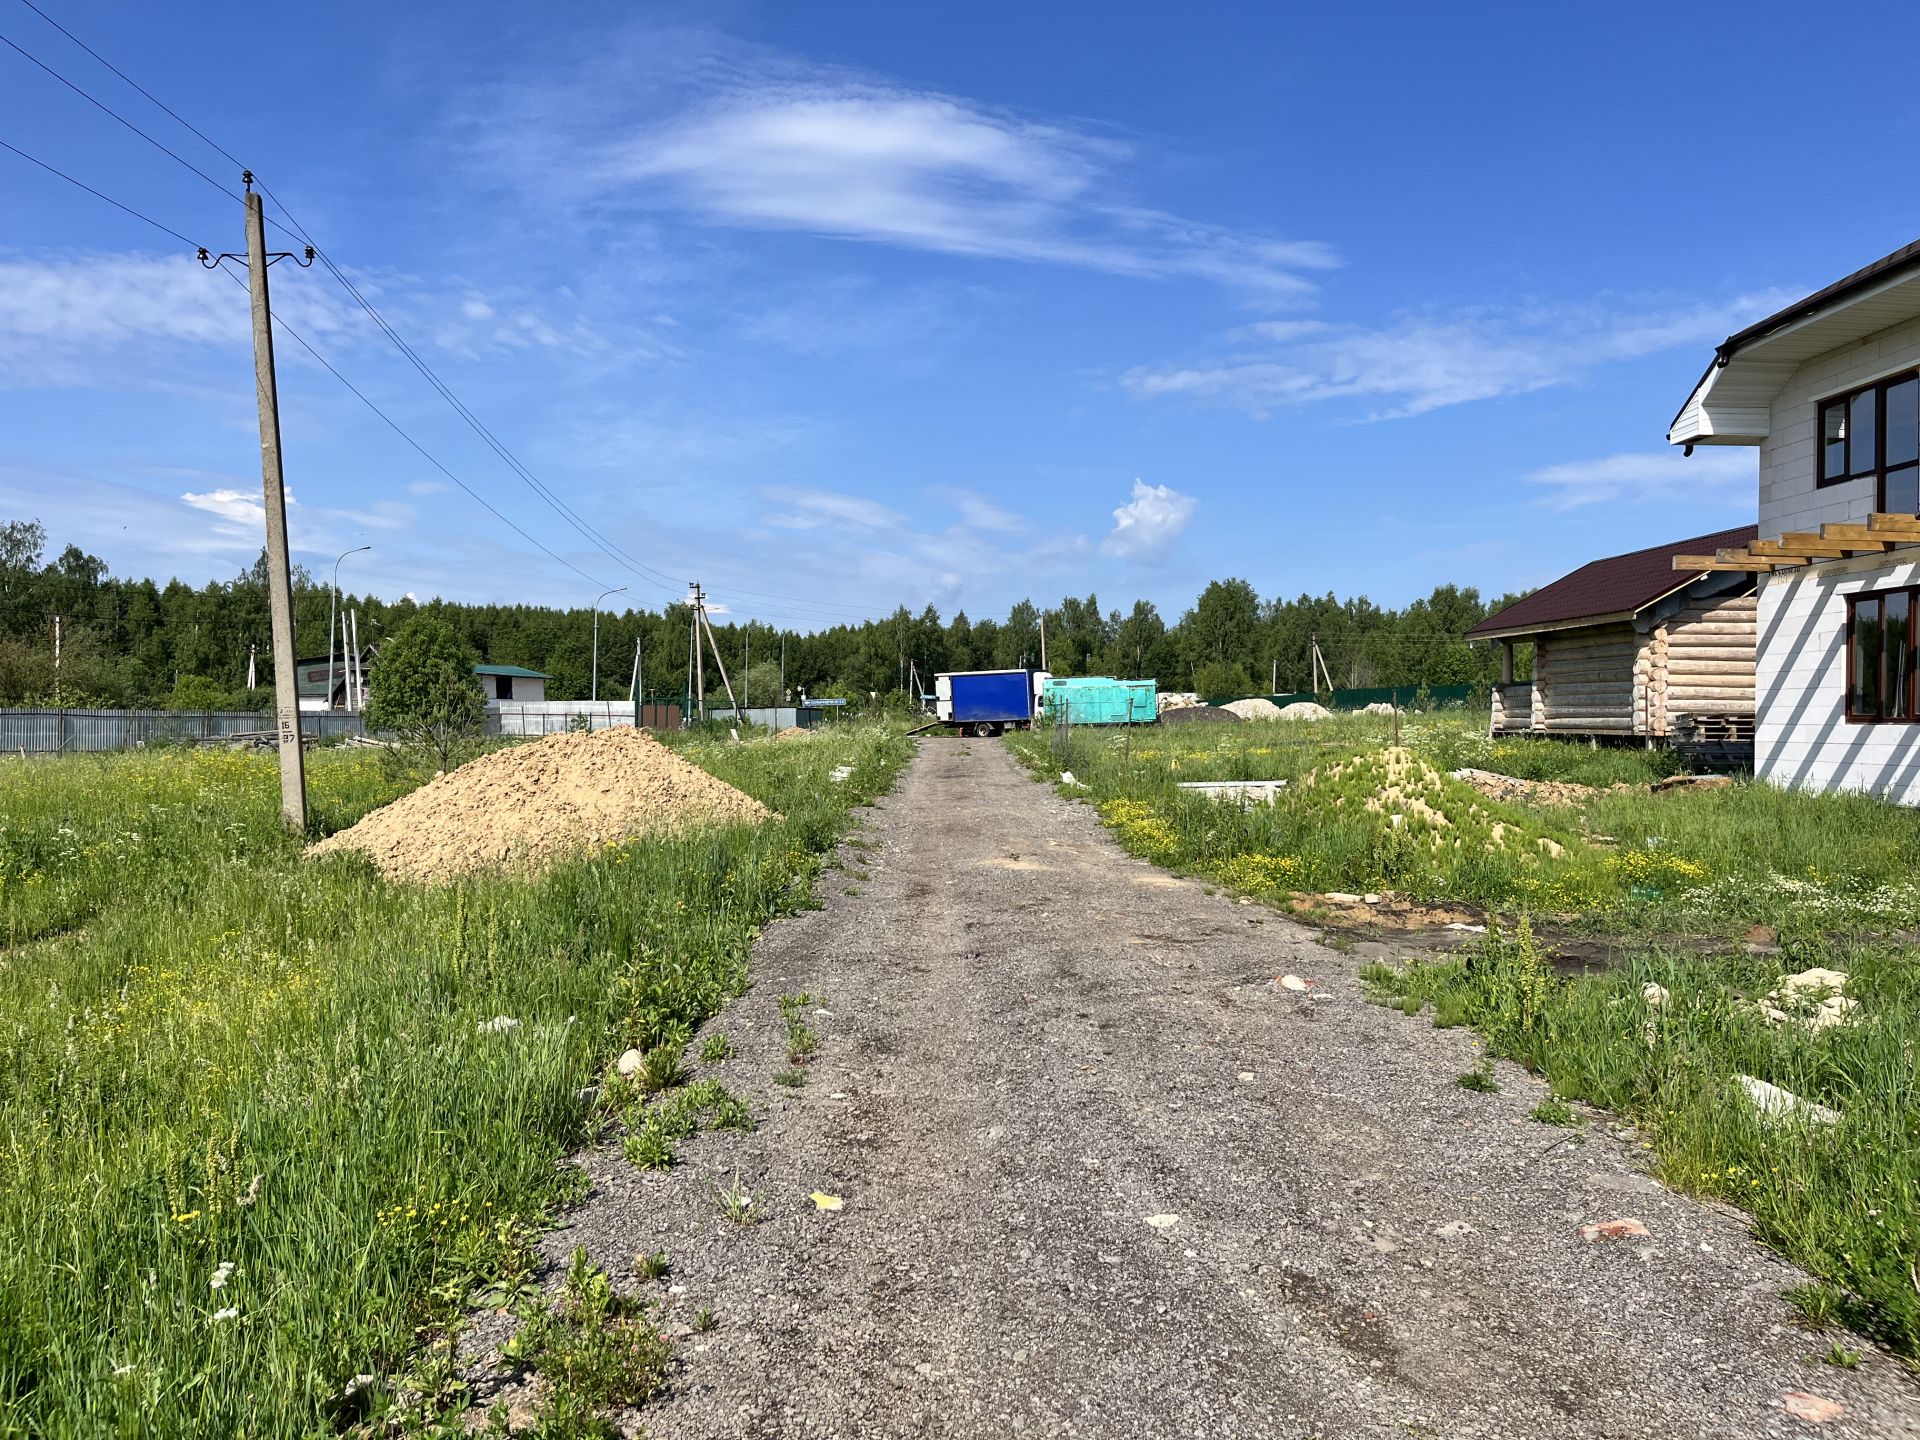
[[1465, 525, 1758, 638], [1718, 236, 1920, 355]]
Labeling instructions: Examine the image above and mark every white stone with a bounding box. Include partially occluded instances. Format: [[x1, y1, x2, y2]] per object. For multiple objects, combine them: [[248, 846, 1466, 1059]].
[[616, 1048, 645, 1077], [1738, 1074, 1840, 1126]]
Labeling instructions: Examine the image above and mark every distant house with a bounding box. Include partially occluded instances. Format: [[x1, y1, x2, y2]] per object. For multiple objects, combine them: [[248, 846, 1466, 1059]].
[[293, 651, 373, 713], [1670, 236, 1920, 802], [1466, 526, 1758, 747], [476, 663, 549, 704]]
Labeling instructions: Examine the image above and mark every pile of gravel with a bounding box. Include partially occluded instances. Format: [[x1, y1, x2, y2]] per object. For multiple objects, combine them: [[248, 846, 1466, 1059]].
[[1276, 701, 1333, 721], [1220, 697, 1283, 720], [308, 728, 773, 883]]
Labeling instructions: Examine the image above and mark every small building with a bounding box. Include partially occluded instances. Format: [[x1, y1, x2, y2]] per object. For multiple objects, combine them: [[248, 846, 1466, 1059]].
[[1669, 235, 1920, 803], [1466, 526, 1758, 746], [476, 663, 549, 704], [293, 651, 373, 712]]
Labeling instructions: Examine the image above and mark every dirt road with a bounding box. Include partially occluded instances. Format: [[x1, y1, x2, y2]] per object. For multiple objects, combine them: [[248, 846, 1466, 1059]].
[[549, 738, 1920, 1438]]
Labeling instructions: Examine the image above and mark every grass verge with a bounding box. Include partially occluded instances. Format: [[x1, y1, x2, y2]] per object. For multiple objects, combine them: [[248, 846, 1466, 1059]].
[[0, 723, 911, 1436]]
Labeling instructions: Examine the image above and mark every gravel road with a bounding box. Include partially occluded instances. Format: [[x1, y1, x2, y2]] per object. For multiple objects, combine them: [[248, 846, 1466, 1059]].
[[545, 737, 1920, 1438]]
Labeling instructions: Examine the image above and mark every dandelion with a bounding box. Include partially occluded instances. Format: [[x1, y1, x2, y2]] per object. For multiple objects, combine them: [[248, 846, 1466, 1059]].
[[210, 1307, 239, 1323]]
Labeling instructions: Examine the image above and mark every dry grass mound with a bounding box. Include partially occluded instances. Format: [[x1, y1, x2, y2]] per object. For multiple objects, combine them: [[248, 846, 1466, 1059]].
[[309, 728, 774, 882]]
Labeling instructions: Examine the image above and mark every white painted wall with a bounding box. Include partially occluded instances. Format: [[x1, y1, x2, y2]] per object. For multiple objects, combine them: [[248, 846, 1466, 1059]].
[[1756, 551, 1920, 805], [1761, 313, 1920, 538], [482, 675, 547, 703]]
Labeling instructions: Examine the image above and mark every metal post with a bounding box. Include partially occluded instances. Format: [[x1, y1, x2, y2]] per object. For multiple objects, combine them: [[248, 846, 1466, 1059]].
[[245, 186, 306, 831], [592, 586, 626, 702], [330, 545, 369, 715]]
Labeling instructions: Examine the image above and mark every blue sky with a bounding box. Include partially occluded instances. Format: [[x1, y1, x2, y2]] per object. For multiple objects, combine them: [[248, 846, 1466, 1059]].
[[4, 1, 1918, 629]]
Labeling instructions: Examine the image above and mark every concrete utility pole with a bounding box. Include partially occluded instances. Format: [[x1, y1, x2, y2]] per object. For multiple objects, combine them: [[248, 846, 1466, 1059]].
[[1039, 614, 1048, 673], [245, 185, 306, 831], [51, 615, 60, 706], [630, 636, 642, 725], [591, 585, 626, 701], [690, 583, 739, 718], [690, 583, 707, 721]]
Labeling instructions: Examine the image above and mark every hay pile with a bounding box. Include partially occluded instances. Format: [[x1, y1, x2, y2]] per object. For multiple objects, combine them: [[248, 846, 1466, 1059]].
[[309, 728, 774, 882]]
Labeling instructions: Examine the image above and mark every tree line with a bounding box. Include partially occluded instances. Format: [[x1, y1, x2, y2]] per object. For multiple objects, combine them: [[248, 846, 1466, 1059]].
[[0, 517, 1530, 710]]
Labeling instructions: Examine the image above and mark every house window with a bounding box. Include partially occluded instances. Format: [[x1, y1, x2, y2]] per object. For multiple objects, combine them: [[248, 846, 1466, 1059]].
[[1847, 588, 1917, 722], [495, 674, 513, 700], [1818, 370, 1920, 511]]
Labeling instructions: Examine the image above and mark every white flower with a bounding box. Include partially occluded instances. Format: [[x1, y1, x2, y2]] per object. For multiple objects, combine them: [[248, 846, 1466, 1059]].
[[111, 1364, 133, 1378], [236, 1174, 263, 1208], [476, 1016, 520, 1035], [211, 1306, 239, 1323], [209, 1261, 235, 1291]]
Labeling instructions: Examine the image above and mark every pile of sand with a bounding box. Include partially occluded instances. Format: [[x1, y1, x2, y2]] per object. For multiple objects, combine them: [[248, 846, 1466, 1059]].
[[1221, 697, 1283, 720], [1450, 767, 1599, 807], [309, 727, 774, 883]]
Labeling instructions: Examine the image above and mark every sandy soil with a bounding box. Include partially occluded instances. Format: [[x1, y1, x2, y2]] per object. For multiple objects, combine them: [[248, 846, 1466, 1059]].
[[509, 738, 1920, 1438]]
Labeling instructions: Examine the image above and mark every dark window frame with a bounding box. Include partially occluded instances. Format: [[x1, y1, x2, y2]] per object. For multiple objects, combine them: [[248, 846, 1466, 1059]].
[[1816, 369, 1920, 511], [1845, 586, 1919, 723]]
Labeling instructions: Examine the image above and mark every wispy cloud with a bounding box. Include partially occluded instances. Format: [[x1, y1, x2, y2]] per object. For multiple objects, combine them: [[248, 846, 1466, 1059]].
[[1122, 292, 1799, 420], [472, 30, 1336, 304], [1522, 448, 1755, 511], [1100, 478, 1196, 562], [760, 486, 905, 533], [926, 486, 1025, 533]]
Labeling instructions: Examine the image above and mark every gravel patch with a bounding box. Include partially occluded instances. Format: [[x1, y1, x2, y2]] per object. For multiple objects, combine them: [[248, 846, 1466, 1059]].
[[520, 738, 1920, 1438]]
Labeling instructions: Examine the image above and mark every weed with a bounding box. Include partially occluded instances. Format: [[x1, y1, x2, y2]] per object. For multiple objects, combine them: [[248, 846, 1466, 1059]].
[[513, 1248, 671, 1424], [773, 1069, 807, 1089], [1787, 1282, 1847, 1330], [700, 1032, 734, 1064], [713, 1170, 760, 1225], [1457, 1063, 1498, 1094], [693, 1306, 717, 1333], [621, 1117, 677, 1171], [779, 992, 821, 1062], [634, 1250, 669, 1282], [635, 1044, 689, 1096], [1530, 1098, 1577, 1127], [1822, 1342, 1861, 1369]]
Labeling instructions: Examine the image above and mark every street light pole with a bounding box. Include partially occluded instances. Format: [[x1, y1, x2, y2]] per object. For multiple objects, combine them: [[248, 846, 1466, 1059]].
[[329, 545, 370, 713], [591, 586, 627, 702]]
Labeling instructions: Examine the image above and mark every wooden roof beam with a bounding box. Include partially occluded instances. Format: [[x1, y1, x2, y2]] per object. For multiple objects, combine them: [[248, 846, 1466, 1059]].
[[1868, 512, 1920, 538], [1819, 523, 1900, 550], [1749, 539, 1833, 561], [1673, 553, 1779, 572]]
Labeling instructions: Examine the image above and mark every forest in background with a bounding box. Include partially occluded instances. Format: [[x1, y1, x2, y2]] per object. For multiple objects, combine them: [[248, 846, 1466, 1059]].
[[0, 517, 1530, 709]]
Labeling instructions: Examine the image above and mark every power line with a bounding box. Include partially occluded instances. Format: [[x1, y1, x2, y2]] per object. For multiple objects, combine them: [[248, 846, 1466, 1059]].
[[0, 26, 240, 203], [0, 135, 203, 249], [211, 260, 621, 595]]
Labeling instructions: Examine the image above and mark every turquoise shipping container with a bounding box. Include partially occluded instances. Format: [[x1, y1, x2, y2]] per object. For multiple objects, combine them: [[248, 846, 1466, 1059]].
[[1041, 676, 1157, 725]]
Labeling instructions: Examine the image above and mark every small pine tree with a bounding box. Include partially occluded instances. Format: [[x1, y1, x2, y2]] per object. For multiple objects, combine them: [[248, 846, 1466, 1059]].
[[362, 615, 486, 769]]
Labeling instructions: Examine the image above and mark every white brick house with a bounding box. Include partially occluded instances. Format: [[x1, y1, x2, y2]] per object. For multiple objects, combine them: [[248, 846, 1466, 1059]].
[[1671, 239, 1920, 802]]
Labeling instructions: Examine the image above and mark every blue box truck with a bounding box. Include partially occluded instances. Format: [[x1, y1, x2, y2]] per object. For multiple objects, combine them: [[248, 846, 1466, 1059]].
[[934, 669, 1048, 736]]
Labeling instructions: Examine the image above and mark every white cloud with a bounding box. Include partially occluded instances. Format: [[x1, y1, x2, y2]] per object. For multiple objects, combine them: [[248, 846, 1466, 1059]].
[[1100, 478, 1196, 562], [477, 32, 1336, 303], [1522, 449, 1755, 510], [1123, 291, 1799, 420], [926, 485, 1025, 533], [760, 486, 905, 533], [181, 487, 269, 531]]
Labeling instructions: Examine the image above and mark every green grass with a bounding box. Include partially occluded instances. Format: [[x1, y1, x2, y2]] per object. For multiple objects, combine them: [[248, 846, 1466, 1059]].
[[1363, 921, 1920, 1359], [1006, 712, 1920, 935], [0, 723, 911, 1436]]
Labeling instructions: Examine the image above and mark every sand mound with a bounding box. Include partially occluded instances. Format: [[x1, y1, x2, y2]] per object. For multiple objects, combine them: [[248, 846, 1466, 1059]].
[[309, 727, 773, 882], [1276, 701, 1332, 721], [1221, 697, 1282, 720]]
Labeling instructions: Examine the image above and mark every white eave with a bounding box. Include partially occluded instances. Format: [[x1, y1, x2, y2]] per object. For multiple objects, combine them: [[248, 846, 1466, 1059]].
[[1668, 261, 1920, 448]]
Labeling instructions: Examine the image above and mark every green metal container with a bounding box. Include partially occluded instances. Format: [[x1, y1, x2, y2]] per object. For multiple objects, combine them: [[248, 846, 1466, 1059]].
[[1042, 676, 1157, 725]]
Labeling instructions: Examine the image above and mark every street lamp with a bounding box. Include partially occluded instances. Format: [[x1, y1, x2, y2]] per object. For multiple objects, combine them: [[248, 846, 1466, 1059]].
[[591, 586, 627, 701], [329, 546, 371, 712]]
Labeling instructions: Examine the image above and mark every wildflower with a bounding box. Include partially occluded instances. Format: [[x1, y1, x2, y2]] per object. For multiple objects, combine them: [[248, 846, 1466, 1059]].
[[236, 1174, 263, 1208], [477, 1015, 520, 1035], [211, 1307, 239, 1323], [209, 1261, 235, 1291], [112, 1364, 133, 1378]]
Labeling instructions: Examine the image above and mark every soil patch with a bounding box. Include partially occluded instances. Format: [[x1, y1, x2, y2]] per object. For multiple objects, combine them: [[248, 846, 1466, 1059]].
[[308, 728, 773, 882], [1159, 704, 1239, 725]]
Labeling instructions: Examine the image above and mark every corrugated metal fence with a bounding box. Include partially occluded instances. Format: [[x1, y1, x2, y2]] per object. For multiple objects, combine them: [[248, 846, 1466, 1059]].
[[0, 708, 370, 753]]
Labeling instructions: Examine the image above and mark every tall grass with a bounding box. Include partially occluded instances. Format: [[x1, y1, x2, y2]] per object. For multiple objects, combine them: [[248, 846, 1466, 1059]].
[[0, 726, 910, 1437]]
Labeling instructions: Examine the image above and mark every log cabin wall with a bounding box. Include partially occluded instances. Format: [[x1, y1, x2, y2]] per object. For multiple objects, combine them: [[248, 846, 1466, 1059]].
[[1533, 622, 1637, 734], [1655, 592, 1757, 733]]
